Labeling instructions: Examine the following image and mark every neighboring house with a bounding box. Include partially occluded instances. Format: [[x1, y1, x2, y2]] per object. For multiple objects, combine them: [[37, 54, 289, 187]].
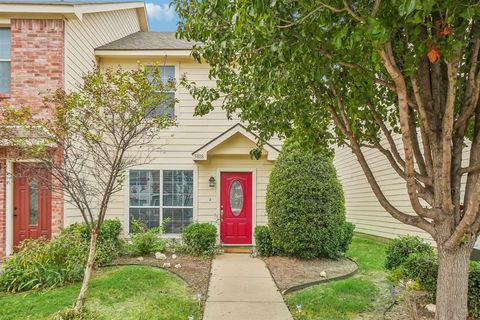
[[334, 138, 480, 252], [0, 0, 147, 256], [0, 1, 477, 258]]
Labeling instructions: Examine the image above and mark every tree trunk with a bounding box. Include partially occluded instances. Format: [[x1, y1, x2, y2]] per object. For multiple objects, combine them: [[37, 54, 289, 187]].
[[74, 229, 98, 312], [435, 243, 472, 320]]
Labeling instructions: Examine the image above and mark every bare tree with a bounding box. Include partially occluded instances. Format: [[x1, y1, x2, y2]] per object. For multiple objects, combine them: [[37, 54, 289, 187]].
[[1, 66, 175, 311]]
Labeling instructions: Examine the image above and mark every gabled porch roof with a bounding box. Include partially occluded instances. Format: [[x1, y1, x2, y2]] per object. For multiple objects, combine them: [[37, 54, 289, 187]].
[[192, 123, 279, 161]]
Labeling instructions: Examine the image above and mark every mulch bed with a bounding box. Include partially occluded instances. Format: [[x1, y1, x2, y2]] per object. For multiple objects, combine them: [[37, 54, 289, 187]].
[[263, 256, 358, 293], [384, 288, 434, 320], [110, 253, 212, 298]]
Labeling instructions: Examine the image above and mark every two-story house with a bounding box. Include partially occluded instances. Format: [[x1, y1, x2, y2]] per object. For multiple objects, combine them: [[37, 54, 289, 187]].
[[0, 0, 149, 256], [0, 1, 280, 257]]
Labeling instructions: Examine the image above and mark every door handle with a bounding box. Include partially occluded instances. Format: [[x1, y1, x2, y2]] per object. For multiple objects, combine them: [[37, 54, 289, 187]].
[[13, 207, 18, 217], [220, 209, 224, 222]]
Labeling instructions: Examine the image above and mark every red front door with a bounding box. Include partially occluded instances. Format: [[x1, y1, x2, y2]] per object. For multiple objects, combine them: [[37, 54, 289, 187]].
[[220, 172, 252, 245], [13, 163, 52, 249]]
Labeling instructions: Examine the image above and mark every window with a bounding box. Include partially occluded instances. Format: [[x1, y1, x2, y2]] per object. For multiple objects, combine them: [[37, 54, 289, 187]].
[[29, 180, 39, 225], [147, 65, 176, 119], [0, 28, 10, 93], [129, 169, 193, 234]]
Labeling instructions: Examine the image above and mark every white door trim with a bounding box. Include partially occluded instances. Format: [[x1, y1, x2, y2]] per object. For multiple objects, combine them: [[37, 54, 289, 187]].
[[5, 160, 13, 256]]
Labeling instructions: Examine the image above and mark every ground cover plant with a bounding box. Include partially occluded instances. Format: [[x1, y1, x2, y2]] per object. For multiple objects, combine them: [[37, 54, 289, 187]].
[[0, 219, 122, 293]]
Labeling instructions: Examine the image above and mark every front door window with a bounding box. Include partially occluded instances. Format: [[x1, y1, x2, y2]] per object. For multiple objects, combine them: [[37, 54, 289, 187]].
[[229, 180, 243, 216]]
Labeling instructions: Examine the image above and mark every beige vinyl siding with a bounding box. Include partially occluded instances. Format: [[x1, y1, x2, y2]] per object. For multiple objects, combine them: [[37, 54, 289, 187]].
[[334, 136, 480, 249], [64, 9, 141, 92], [63, 56, 277, 234], [196, 154, 273, 228]]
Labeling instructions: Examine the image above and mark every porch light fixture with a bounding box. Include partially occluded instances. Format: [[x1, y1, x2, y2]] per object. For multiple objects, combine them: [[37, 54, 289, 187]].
[[209, 176, 216, 188]]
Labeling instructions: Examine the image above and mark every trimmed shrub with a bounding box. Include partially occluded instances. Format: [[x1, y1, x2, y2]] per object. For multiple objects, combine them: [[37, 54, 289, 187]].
[[0, 232, 88, 292], [63, 219, 124, 265], [469, 261, 480, 318], [128, 219, 166, 256], [385, 236, 434, 270], [255, 226, 274, 256], [182, 223, 217, 256], [266, 141, 354, 259]]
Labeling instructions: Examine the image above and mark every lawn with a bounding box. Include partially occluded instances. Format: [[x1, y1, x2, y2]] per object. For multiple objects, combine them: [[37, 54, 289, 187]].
[[286, 235, 392, 320], [0, 265, 201, 320]]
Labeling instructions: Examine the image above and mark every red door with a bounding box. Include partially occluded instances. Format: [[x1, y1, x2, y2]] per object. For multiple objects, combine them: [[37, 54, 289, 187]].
[[220, 172, 252, 245], [13, 163, 52, 249]]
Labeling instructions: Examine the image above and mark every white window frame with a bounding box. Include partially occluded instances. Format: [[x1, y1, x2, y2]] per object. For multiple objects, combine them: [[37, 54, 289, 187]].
[[0, 27, 11, 94], [126, 166, 197, 237], [148, 64, 180, 120]]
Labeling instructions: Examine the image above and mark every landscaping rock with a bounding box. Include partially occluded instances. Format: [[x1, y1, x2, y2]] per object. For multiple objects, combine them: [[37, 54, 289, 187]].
[[320, 271, 327, 278], [174, 264, 182, 269], [136, 257, 144, 262], [171, 254, 178, 259], [163, 262, 171, 268], [425, 304, 436, 314], [155, 252, 167, 260]]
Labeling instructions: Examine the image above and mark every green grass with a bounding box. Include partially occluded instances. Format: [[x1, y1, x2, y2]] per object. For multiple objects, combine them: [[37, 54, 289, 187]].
[[0, 266, 200, 320], [286, 235, 392, 320]]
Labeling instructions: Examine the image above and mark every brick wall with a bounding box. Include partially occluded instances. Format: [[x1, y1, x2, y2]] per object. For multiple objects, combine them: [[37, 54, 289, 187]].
[[0, 19, 64, 256]]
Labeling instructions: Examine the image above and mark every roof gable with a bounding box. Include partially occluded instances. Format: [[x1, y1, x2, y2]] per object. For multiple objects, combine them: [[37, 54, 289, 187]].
[[192, 123, 279, 161]]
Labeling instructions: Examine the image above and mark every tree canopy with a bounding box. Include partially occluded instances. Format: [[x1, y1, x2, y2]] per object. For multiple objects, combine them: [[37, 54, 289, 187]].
[[174, 1, 480, 319]]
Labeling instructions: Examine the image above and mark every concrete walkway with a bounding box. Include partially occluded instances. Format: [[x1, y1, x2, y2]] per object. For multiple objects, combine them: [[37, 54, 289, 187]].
[[203, 253, 293, 320]]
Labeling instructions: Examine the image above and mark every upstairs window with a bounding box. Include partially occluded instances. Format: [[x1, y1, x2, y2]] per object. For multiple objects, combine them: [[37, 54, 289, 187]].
[[147, 65, 176, 119], [0, 28, 10, 94]]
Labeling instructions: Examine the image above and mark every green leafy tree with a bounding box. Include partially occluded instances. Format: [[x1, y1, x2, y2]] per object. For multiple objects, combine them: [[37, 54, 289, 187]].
[[0, 66, 174, 311], [174, 1, 480, 318]]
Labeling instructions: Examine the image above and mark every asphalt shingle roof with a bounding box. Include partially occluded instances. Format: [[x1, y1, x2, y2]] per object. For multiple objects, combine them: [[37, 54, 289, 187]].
[[96, 32, 196, 51]]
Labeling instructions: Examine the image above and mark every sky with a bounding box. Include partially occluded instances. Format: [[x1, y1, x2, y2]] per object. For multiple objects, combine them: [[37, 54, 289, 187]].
[[145, 1, 180, 32]]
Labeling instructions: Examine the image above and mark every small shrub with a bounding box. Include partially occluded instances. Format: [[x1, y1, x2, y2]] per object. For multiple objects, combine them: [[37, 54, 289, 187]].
[[0, 232, 88, 292], [387, 248, 480, 318], [63, 219, 124, 265], [385, 236, 434, 270], [128, 219, 167, 256], [52, 307, 98, 320], [255, 226, 275, 256], [165, 238, 186, 253], [469, 261, 480, 318], [402, 251, 438, 296], [266, 140, 354, 259], [182, 223, 217, 256]]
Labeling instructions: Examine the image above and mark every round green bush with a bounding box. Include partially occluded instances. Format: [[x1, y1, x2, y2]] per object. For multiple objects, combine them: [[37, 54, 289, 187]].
[[182, 223, 217, 256], [266, 142, 354, 259], [385, 235, 434, 270]]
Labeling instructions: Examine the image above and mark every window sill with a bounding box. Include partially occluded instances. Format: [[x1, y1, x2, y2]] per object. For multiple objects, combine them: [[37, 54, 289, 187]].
[[0, 93, 10, 99]]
